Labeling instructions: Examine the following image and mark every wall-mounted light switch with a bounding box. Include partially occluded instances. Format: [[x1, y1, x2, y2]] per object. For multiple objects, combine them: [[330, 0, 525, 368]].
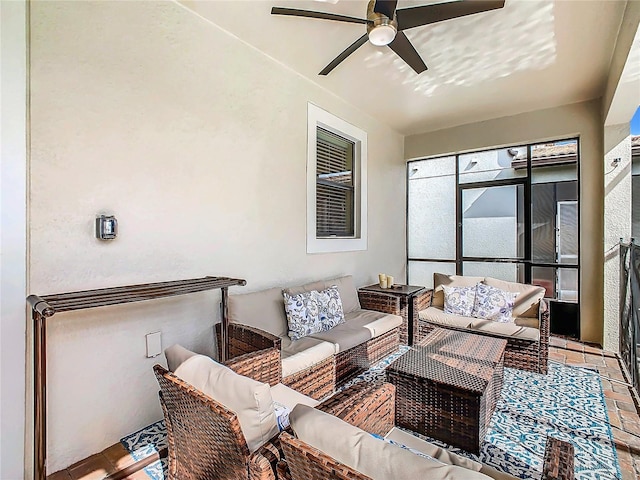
[[146, 331, 162, 358]]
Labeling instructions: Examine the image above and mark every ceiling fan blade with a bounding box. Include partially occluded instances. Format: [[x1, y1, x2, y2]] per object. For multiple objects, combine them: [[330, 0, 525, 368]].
[[388, 31, 427, 74], [271, 7, 367, 24], [396, 0, 505, 31], [373, 0, 398, 19], [319, 34, 369, 75]]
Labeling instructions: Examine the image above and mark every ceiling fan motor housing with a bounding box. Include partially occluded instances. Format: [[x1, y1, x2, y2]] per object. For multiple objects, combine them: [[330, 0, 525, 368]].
[[366, 0, 398, 46]]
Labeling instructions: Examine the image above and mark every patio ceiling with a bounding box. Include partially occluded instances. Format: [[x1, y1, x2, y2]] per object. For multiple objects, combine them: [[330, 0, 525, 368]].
[[179, 0, 627, 135]]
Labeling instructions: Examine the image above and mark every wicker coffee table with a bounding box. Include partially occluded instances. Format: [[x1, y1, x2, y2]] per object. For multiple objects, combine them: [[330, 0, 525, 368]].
[[385, 328, 507, 454]]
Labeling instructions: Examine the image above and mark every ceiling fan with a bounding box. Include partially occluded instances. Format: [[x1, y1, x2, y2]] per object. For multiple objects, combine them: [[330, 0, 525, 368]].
[[271, 0, 505, 75]]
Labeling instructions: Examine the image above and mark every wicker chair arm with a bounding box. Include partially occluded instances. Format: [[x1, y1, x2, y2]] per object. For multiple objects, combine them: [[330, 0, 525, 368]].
[[541, 437, 574, 480], [358, 291, 401, 315], [225, 347, 282, 386], [217, 322, 282, 360], [249, 441, 281, 480], [316, 382, 395, 437], [415, 288, 433, 311]]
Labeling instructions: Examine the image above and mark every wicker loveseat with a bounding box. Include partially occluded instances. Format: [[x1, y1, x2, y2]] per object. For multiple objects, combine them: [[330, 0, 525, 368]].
[[222, 275, 403, 399], [417, 273, 550, 374], [277, 383, 575, 480]]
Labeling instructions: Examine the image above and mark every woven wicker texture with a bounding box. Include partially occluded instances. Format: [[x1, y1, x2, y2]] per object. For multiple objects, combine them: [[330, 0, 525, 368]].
[[387, 328, 506, 454], [277, 379, 575, 480], [416, 293, 550, 374], [153, 364, 278, 480], [283, 355, 336, 400]]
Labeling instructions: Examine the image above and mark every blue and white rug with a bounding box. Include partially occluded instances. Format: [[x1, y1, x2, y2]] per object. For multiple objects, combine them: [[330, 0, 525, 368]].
[[122, 348, 621, 480]]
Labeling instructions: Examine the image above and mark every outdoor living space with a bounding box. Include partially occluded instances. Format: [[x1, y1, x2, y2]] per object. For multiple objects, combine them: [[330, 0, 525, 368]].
[[48, 337, 640, 480], [3, 1, 640, 480]]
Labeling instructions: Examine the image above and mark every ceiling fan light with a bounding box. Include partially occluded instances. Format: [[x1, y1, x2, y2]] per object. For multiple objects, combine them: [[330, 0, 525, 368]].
[[369, 24, 396, 46]]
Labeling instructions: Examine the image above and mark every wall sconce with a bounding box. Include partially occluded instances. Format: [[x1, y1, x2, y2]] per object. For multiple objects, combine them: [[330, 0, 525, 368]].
[[96, 215, 117, 240]]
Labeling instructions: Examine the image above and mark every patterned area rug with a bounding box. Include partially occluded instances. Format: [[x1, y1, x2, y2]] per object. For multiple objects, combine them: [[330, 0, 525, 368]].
[[122, 348, 621, 480]]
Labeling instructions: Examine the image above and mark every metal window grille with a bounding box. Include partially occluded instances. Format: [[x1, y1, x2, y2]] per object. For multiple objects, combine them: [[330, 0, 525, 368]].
[[316, 127, 355, 237]]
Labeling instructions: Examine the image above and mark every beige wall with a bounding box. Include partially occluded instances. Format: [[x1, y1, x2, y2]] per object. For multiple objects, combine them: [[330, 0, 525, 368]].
[[405, 100, 604, 344], [29, 1, 405, 472], [603, 124, 631, 352]]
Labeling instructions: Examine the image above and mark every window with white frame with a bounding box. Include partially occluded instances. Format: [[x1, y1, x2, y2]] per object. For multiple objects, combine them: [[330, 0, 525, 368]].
[[307, 104, 367, 253]]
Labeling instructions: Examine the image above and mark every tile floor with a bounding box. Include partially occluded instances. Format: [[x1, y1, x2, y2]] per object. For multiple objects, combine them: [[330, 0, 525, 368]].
[[49, 337, 640, 480]]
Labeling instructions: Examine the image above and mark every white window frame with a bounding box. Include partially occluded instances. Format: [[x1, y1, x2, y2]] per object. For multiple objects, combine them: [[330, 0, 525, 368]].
[[307, 103, 367, 253]]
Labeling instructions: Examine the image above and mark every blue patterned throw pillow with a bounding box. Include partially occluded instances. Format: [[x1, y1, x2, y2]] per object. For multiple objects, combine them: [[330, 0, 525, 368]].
[[472, 283, 518, 323], [284, 286, 345, 341], [442, 284, 477, 317]]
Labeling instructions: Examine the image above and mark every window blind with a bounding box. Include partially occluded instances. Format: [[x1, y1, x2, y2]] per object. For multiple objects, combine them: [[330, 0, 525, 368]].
[[316, 127, 355, 237]]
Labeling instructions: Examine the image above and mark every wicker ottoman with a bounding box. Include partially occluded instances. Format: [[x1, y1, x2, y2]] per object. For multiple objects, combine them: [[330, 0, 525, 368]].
[[385, 328, 507, 454]]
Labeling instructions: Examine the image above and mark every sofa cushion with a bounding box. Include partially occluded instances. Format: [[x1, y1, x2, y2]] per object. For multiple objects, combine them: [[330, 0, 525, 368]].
[[443, 284, 478, 317], [514, 316, 539, 329], [344, 309, 403, 337], [285, 275, 361, 314], [483, 277, 545, 318], [469, 318, 540, 341], [289, 404, 490, 480], [164, 343, 197, 372], [308, 320, 372, 354], [419, 306, 474, 329], [228, 286, 288, 338], [270, 383, 320, 431], [385, 427, 482, 472], [280, 336, 335, 378], [472, 283, 518, 323], [173, 353, 279, 453], [433, 273, 485, 309], [284, 286, 346, 341]]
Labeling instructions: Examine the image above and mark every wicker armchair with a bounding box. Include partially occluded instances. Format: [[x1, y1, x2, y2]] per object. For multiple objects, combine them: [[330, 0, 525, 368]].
[[277, 383, 575, 480], [154, 361, 281, 480]]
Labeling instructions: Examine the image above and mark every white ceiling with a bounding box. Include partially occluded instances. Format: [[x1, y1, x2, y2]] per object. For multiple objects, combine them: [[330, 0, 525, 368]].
[[180, 0, 627, 135]]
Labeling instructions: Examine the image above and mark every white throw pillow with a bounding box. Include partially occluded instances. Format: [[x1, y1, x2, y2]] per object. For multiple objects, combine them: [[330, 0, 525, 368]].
[[442, 284, 477, 317], [472, 283, 519, 323], [283, 286, 345, 341], [173, 354, 279, 453]]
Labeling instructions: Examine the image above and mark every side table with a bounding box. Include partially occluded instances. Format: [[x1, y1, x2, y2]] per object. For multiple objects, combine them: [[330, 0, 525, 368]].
[[358, 284, 432, 345]]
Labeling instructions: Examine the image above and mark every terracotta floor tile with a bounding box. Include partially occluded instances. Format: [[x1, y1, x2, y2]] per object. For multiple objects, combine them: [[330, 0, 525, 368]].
[[48, 470, 73, 480], [102, 442, 136, 470], [121, 469, 152, 480], [68, 454, 115, 480]]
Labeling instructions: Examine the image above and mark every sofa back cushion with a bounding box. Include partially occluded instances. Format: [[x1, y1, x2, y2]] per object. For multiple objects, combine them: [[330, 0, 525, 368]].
[[433, 273, 484, 309], [164, 343, 197, 372], [228, 286, 288, 338], [289, 404, 489, 479], [483, 277, 545, 318], [285, 275, 360, 314], [174, 353, 279, 453]]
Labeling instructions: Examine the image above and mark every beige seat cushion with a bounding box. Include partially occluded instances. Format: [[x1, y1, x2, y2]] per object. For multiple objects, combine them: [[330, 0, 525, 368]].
[[270, 383, 320, 410], [432, 273, 484, 309], [386, 428, 517, 480], [344, 309, 402, 338], [419, 306, 474, 329], [483, 277, 545, 318], [228, 286, 288, 338], [164, 343, 197, 372], [173, 353, 279, 453], [290, 404, 490, 480], [285, 275, 361, 314], [308, 321, 372, 354], [469, 318, 540, 341], [280, 336, 335, 378]]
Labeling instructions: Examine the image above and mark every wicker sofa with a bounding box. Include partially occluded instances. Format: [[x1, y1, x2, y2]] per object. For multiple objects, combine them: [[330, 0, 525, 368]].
[[277, 382, 575, 480], [222, 275, 403, 400], [417, 273, 550, 374]]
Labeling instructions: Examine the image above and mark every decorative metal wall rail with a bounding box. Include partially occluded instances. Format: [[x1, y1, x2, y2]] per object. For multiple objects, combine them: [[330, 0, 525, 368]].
[[620, 242, 640, 396], [26, 276, 245, 480]]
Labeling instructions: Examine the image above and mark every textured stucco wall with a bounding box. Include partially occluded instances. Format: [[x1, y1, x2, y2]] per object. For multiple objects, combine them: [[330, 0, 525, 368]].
[[29, 1, 405, 471], [603, 124, 632, 352], [405, 100, 604, 344]]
